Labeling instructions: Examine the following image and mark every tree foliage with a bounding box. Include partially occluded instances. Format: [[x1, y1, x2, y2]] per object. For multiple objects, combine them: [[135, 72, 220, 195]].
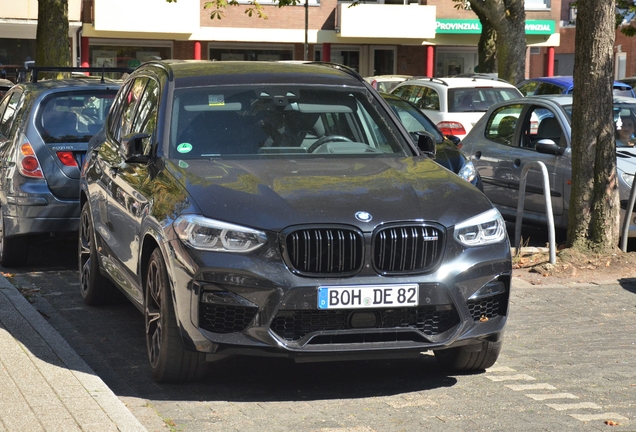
[[166, 0, 301, 20]]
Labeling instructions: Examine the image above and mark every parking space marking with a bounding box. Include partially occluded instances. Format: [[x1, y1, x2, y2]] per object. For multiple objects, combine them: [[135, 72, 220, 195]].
[[526, 393, 578, 401], [569, 413, 629, 422], [487, 371, 630, 425], [485, 374, 535, 382], [505, 383, 557, 391], [546, 402, 602, 411]]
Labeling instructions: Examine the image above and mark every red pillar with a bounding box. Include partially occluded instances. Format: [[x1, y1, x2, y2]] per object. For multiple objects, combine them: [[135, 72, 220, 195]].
[[81, 37, 90, 67], [322, 43, 331, 62], [194, 41, 202, 60], [546, 47, 555, 77], [426, 45, 434, 77]]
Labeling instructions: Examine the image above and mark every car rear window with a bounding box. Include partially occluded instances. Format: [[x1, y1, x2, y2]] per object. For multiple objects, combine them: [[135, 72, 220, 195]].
[[37, 90, 116, 143], [169, 86, 412, 158], [449, 88, 522, 113]]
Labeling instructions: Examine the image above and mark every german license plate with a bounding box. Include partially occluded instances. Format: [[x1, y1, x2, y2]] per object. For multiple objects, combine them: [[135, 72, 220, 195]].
[[317, 284, 419, 310]]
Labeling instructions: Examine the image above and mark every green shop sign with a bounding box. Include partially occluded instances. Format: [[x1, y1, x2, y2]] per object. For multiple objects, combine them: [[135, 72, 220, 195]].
[[436, 19, 555, 35]]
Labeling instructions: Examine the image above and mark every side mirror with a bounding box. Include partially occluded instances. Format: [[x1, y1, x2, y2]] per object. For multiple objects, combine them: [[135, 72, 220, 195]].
[[446, 135, 461, 147], [122, 132, 151, 163], [535, 139, 564, 156], [415, 131, 436, 157]]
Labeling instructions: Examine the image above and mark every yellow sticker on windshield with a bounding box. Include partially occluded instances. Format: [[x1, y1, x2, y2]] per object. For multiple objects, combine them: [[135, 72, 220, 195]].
[[208, 94, 225, 106]]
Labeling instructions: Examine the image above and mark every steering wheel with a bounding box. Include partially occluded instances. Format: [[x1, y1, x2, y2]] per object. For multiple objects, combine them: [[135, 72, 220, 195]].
[[307, 135, 353, 153]]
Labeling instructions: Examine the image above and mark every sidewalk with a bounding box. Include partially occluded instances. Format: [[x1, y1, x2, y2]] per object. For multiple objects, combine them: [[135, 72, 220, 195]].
[[0, 274, 146, 432]]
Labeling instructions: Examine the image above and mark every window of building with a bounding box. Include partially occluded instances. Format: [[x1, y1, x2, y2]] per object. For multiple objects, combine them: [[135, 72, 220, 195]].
[[88, 40, 172, 68], [524, 0, 549, 10], [209, 45, 293, 61], [314, 47, 360, 73]]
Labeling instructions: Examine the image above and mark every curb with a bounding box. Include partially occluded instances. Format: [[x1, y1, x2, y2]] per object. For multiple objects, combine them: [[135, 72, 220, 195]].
[[0, 274, 147, 431]]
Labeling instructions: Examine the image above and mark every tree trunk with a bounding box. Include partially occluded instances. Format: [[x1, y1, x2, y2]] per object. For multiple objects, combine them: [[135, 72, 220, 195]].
[[469, 0, 525, 84], [567, 0, 620, 252], [473, 9, 497, 74], [35, 0, 70, 67]]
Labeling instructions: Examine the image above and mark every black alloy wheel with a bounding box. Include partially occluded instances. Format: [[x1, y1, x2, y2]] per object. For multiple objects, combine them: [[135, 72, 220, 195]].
[[145, 247, 207, 383], [78, 201, 120, 305]]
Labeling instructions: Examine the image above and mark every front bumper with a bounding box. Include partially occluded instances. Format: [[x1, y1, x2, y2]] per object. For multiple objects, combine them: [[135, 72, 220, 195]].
[[166, 231, 512, 362]]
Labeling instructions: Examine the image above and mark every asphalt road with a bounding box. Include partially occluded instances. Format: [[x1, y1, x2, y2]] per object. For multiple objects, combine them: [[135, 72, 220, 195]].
[[3, 232, 635, 431]]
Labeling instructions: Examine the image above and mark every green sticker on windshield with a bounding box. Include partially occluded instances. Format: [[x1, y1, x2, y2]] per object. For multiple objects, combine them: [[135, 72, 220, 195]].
[[177, 142, 193, 153], [178, 160, 189, 168]]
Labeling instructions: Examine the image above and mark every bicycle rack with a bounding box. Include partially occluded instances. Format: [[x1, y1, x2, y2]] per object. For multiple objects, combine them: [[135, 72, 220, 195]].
[[514, 161, 557, 264], [620, 171, 636, 252]]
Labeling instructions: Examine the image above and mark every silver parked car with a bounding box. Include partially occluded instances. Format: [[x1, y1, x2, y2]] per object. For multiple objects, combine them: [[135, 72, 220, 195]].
[[461, 94, 636, 235], [0, 67, 127, 266]]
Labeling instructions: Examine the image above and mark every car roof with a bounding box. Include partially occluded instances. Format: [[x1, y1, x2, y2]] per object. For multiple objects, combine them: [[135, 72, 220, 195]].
[[520, 75, 632, 89], [500, 94, 636, 108], [11, 78, 122, 95], [138, 60, 368, 89], [401, 76, 518, 89]]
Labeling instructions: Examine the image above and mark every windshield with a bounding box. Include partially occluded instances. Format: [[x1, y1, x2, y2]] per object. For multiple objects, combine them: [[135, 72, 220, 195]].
[[449, 88, 522, 113], [563, 103, 636, 147], [169, 86, 411, 159]]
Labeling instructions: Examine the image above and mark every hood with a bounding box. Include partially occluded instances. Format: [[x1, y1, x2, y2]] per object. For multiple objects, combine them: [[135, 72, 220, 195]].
[[165, 156, 493, 232]]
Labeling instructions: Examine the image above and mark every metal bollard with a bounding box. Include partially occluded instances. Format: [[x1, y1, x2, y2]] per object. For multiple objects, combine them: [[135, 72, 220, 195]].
[[514, 161, 556, 265]]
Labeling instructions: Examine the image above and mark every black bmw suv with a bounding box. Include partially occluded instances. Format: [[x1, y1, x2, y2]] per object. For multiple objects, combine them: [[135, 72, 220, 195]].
[[80, 60, 512, 382]]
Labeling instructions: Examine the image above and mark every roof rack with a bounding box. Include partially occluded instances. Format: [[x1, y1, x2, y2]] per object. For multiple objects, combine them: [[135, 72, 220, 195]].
[[452, 73, 511, 84], [16, 66, 136, 84], [408, 76, 449, 86]]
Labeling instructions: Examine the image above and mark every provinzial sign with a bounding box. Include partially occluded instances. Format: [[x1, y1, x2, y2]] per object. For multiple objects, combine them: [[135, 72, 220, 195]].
[[436, 19, 555, 35]]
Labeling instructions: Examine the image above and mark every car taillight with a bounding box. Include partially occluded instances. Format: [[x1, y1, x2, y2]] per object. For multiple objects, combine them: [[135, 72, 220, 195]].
[[437, 121, 467, 136], [57, 151, 78, 167], [18, 137, 43, 178]]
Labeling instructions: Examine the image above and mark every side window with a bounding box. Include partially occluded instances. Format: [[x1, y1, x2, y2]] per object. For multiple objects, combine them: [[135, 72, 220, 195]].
[[485, 105, 523, 146], [129, 78, 159, 155], [421, 88, 440, 111], [522, 107, 564, 149], [535, 83, 563, 95], [108, 81, 132, 140], [395, 85, 415, 102], [119, 78, 148, 140], [517, 81, 539, 97], [0, 92, 22, 137]]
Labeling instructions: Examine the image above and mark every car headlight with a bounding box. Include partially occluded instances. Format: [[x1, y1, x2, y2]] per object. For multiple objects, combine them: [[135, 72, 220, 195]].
[[457, 160, 477, 183], [174, 215, 268, 252], [454, 208, 506, 246], [621, 171, 634, 188]]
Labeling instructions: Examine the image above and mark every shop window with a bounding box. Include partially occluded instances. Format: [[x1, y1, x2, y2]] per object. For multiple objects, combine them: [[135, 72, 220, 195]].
[[209, 48, 293, 62]]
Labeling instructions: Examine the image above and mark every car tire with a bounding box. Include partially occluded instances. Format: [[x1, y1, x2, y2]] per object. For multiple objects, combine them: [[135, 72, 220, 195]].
[[433, 340, 502, 372], [145, 248, 207, 383], [79, 202, 121, 305], [0, 209, 28, 267]]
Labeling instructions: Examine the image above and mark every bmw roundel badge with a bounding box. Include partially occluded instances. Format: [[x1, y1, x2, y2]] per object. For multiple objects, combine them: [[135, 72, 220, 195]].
[[355, 211, 373, 222]]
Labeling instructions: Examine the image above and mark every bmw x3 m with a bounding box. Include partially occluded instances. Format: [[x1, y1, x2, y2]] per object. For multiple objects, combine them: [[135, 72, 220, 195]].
[[0, 67, 127, 267], [80, 60, 512, 383]]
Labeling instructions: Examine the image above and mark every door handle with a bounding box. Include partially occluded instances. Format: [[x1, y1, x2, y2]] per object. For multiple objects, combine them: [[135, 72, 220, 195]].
[[475, 151, 482, 159], [514, 158, 521, 167]]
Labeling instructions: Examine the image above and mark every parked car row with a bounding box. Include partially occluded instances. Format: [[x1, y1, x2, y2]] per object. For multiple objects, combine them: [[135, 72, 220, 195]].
[[460, 94, 636, 237]]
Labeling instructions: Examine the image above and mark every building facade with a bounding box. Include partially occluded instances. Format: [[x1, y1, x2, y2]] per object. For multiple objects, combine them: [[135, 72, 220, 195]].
[[1, 0, 567, 81]]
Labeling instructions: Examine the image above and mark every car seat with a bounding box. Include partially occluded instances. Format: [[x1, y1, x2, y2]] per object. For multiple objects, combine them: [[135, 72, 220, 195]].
[[533, 117, 563, 148]]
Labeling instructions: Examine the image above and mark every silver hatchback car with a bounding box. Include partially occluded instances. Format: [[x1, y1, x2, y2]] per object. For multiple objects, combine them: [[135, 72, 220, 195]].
[[0, 67, 127, 266], [461, 94, 636, 235]]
